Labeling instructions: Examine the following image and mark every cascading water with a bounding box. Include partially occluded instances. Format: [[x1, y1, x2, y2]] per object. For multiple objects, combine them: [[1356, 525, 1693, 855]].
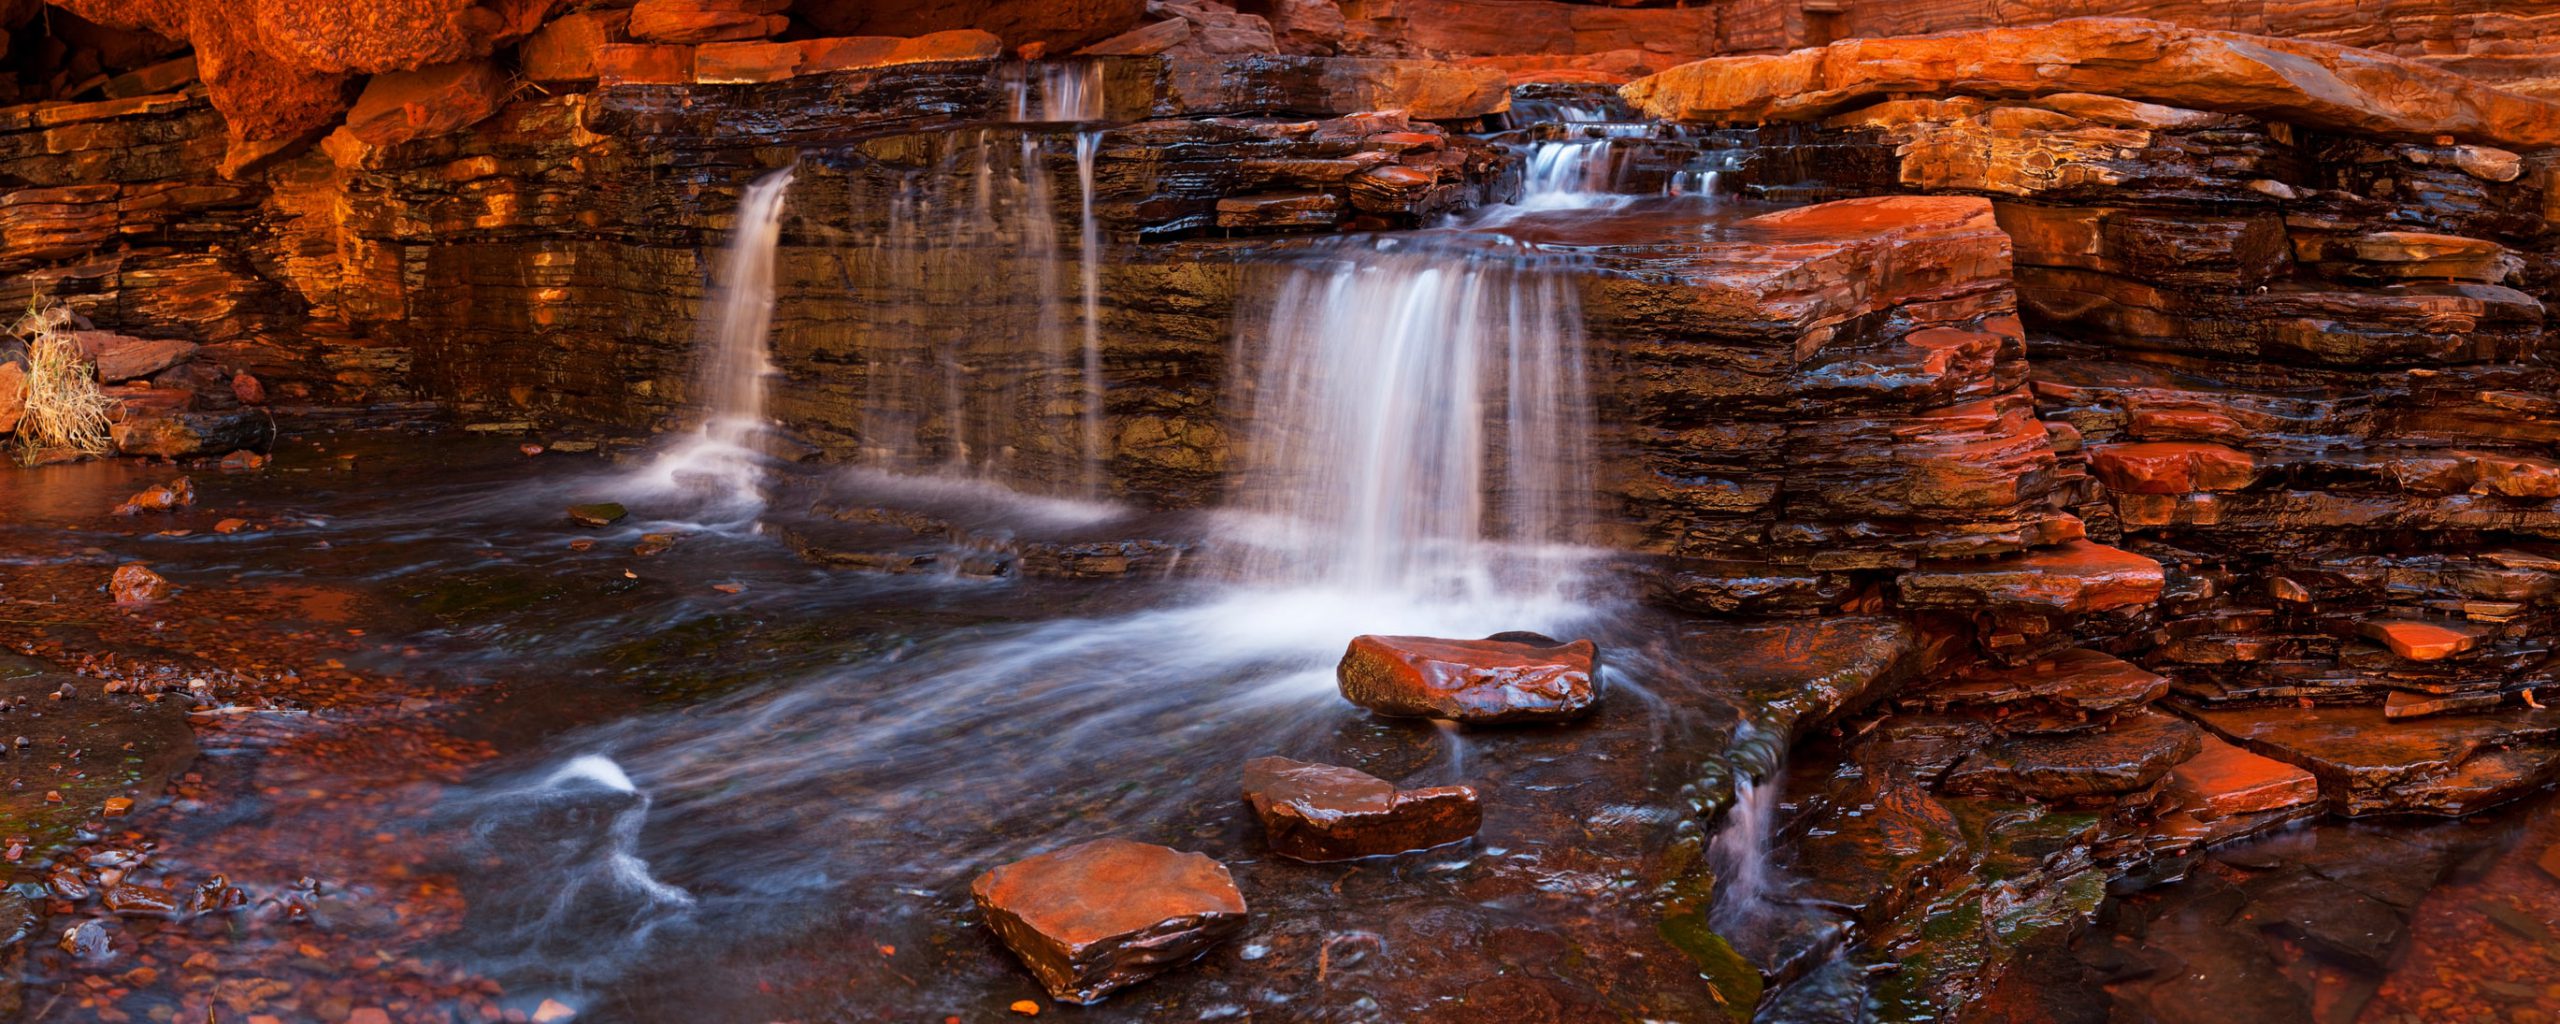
[[626, 166, 794, 523], [455, 100, 1634, 996], [1228, 235, 1594, 599], [1003, 60, 1103, 122]]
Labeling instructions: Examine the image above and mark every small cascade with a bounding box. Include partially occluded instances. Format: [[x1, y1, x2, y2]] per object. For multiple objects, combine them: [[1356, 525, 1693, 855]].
[[849, 130, 1107, 496], [1708, 768, 1782, 932], [451, 755, 694, 981], [1002, 60, 1104, 122], [628, 166, 794, 523], [1228, 233, 1593, 599]]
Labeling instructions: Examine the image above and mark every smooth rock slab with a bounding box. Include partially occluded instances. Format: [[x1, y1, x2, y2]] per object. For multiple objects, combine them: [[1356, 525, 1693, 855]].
[[971, 839, 1247, 1004], [1337, 633, 1599, 724], [1240, 756, 1480, 861]]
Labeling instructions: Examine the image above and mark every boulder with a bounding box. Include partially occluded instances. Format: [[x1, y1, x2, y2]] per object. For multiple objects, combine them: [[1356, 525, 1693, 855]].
[[56, 0, 552, 147], [520, 10, 631, 83], [110, 563, 171, 605], [115, 477, 194, 515], [970, 838, 1247, 1003], [112, 408, 275, 460], [1240, 756, 1480, 861], [1620, 18, 2560, 151], [72, 331, 196, 384], [1337, 633, 1599, 725], [326, 59, 511, 158]]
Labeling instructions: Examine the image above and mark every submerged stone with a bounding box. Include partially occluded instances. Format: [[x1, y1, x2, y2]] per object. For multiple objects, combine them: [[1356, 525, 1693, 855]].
[[568, 503, 628, 527], [1240, 756, 1480, 861], [115, 478, 195, 515], [1941, 709, 2203, 801], [1336, 633, 1598, 725], [971, 839, 1247, 1004], [110, 563, 172, 605]]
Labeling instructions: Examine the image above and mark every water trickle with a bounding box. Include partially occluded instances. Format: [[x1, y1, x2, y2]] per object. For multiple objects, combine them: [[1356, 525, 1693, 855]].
[[1003, 60, 1104, 122], [1708, 767, 1783, 932], [628, 166, 794, 524], [850, 131, 1105, 495]]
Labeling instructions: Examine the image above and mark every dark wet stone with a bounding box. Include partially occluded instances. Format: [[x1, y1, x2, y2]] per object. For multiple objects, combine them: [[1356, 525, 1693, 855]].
[[2237, 870, 2411, 972], [970, 838, 1247, 1004], [1908, 648, 2167, 719], [1239, 756, 1480, 861], [568, 502, 628, 527], [2189, 703, 2560, 815], [1787, 772, 1966, 926], [1335, 633, 1598, 725], [1941, 710, 2204, 801]]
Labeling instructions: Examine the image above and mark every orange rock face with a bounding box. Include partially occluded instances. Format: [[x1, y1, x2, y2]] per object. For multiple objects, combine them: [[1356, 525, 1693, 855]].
[[1620, 17, 2560, 150], [1337, 633, 1600, 724], [109, 563, 172, 604], [970, 839, 1247, 1004], [2087, 441, 2257, 494], [628, 0, 789, 45], [56, 0, 551, 144], [2357, 619, 2485, 662]]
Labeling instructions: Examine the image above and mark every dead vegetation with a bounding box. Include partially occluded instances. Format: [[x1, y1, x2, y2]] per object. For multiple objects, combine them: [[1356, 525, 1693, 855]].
[[10, 299, 114, 463]]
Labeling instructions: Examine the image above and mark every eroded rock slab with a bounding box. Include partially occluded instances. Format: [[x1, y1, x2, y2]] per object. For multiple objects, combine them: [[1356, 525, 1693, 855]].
[[1620, 17, 2560, 150], [1240, 756, 1480, 861], [1336, 633, 1599, 724], [1942, 709, 2203, 801], [972, 838, 1247, 1004]]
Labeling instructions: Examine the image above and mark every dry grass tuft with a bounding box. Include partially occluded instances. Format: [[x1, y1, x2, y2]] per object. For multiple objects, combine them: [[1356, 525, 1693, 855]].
[[11, 299, 115, 463]]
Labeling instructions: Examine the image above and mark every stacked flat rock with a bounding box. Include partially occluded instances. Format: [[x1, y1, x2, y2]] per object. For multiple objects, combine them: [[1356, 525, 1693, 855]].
[[1240, 756, 1481, 860], [1336, 633, 1599, 724], [1630, 22, 2560, 817], [970, 838, 1247, 1004]]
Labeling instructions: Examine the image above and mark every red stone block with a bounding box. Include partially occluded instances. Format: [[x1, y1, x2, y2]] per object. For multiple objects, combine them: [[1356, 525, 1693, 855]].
[[694, 41, 803, 83], [2088, 441, 2256, 494], [596, 44, 697, 86], [1241, 757, 1480, 860], [2166, 734, 2320, 820], [971, 839, 1246, 1003]]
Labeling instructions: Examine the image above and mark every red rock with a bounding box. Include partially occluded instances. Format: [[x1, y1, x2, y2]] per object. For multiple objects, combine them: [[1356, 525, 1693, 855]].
[[971, 838, 1247, 1003], [0, 360, 23, 435], [2088, 441, 2256, 494], [628, 0, 791, 45], [110, 563, 172, 605], [1898, 539, 2165, 616], [1913, 648, 2166, 715], [1621, 18, 2560, 151], [1337, 633, 1599, 724], [521, 10, 632, 83], [213, 518, 248, 534], [218, 449, 269, 471], [2165, 734, 2320, 819], [1215, 192, 1342, 229], [2470, 453, 2560, 499], [2356, 619, 2483, 662], [230, 372, 266, 405], [116, 477, 195, 515], [2383, 690, 2504, 720], [58, 0, 551, 147], [693, 40, 802, 83], [329, 59, 510, 154], [596, 43, 697, 86], [797, 30, 1004, 74], [1240, 756, 1481, 861], [794, 0, 1146, 56], [72, 331, 197, 384]]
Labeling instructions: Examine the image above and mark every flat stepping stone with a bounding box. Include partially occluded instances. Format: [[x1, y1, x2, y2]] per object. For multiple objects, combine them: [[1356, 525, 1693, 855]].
[[2164, 734, 2320, 820], [1941, 709, 2203, 801], [1241, 756, 1480, 861], [1909, 648, 2168, 718], [1337, 632, 1598, 724], [971, 838, 1246, 1004]]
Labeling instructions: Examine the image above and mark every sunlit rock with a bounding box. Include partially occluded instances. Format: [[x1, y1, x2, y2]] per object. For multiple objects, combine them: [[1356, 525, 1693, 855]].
[[1240, 756, 1480, 861], [110, 563, 172, 605], [1337, 633, 1599, 725], [971, 838, 1247, 1003]]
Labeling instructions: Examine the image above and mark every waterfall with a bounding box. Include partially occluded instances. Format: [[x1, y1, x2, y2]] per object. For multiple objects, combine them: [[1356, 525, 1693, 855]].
[[1708, 770, 1782, 931], [1075, 130, 1106, 496], [1229, 234, 1592, 599], [628, 166, 794, 523], [1004, 60, 1103, 122], [851, 131, 1105, 496]]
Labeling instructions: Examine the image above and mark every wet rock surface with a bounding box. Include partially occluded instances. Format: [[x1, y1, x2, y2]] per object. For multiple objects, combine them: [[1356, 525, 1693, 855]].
[[1336, 633, 1599, 724], [971, 838, 1248, 1003], [1239, 756, 1480, 861]]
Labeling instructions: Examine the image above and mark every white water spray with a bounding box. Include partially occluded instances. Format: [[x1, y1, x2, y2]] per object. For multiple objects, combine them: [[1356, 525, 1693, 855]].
[[627, 167, 795, 523]]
